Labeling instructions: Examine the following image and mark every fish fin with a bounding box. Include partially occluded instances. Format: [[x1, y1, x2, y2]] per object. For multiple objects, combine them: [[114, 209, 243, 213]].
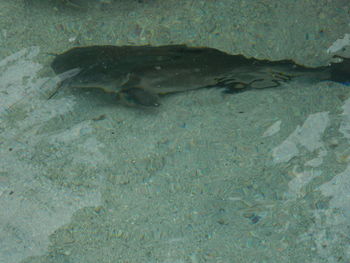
[[221, 83, 250, 94], [117, 87, 160, 107]]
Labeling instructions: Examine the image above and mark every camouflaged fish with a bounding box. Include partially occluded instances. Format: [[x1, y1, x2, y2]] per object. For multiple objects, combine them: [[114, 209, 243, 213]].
[[51, 45, 349, 107]]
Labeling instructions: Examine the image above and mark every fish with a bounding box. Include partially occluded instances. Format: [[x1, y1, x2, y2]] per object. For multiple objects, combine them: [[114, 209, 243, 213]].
[[51, 45, 349, 107]]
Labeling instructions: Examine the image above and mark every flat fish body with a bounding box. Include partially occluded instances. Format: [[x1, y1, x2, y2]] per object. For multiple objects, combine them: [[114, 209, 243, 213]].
[[51, 45, 348, 107]]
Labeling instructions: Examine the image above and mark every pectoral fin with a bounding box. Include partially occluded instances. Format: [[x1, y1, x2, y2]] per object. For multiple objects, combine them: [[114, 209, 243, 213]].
[[117, 87, 160, 107]]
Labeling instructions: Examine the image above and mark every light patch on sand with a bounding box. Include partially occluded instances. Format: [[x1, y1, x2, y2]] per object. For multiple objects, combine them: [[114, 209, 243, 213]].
[[263, 120, 281, 137], [272, 112, 329, 163], [298, 98, 350, 262], [285, 166, 322, 199], [0, 48, 103, 263], [327, 33, 350, 53], [339, 97, 350, 139]]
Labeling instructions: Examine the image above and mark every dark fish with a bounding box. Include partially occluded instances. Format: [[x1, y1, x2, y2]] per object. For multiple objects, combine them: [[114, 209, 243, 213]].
[[51, 45, 349, 107]]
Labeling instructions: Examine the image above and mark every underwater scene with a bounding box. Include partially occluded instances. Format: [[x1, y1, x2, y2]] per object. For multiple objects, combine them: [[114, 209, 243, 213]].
[[0, 0, 350, 262]]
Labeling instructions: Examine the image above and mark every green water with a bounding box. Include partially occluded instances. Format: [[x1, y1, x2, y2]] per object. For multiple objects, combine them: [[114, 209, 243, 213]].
[[0, 1, 349, 262]]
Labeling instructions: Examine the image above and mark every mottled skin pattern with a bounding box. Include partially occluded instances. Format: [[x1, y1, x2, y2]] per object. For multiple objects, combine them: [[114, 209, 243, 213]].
[[51, 45, 349, 107]]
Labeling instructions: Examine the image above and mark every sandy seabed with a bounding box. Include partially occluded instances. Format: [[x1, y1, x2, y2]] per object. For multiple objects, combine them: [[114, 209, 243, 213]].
[[1, 1, 350, 262]]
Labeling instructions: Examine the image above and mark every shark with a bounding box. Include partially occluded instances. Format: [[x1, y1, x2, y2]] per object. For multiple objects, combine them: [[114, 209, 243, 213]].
[[51, 45, 349, 107]]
